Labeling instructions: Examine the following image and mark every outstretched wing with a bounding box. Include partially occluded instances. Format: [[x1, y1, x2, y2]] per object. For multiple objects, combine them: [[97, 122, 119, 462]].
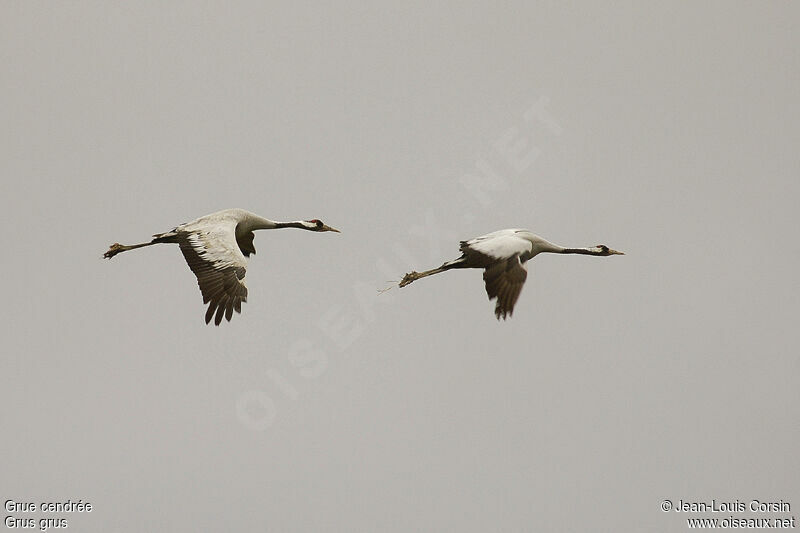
[[459, 231, 533, 319], [482, 255, 528, 320], [175, 221, 249, 325], [461, 230, 534, 262]]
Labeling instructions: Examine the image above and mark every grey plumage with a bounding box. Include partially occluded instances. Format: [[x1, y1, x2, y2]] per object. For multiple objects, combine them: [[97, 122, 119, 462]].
[[399, 228, 623, 320], [104, 208, 339, 325]]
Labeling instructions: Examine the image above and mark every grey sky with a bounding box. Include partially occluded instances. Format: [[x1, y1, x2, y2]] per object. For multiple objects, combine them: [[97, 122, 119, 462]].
[[2, 2, 798, 532]]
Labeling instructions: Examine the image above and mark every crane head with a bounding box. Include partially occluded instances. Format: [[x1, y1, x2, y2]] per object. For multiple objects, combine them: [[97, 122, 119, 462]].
[[305, 219, 341, 233]]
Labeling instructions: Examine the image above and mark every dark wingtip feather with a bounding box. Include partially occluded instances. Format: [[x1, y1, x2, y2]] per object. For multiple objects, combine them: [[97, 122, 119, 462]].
[[225, 298, 234, 321], [214, 297, 227, 326]]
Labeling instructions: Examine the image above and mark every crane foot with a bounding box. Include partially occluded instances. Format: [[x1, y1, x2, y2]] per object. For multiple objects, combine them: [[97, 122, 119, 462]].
[[104, 243, 124, 259], [399, 271, 420, 288]]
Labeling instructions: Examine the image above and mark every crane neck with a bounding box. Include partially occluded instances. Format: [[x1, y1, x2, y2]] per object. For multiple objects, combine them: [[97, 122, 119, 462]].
[[560, 247, 605, 256], [272, 221, 313, 230], [243, 215, 281, 231], [534, 241, 567, 254], [240, 214, 314, 232]]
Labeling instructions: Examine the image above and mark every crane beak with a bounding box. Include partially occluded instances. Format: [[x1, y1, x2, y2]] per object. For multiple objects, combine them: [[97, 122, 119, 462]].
[[608, 248, 624, 255], [321, 225, 340, 233]]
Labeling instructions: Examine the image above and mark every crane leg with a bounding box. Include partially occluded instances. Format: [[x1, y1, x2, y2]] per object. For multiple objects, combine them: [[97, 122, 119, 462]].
[[399, 257, 467, 287], [103, 241, 156, 259], [399, 266, 448, 287]]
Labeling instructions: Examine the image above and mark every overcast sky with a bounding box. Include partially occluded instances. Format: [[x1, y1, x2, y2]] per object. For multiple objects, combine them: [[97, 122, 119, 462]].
[[2, 2, 798, 532]]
